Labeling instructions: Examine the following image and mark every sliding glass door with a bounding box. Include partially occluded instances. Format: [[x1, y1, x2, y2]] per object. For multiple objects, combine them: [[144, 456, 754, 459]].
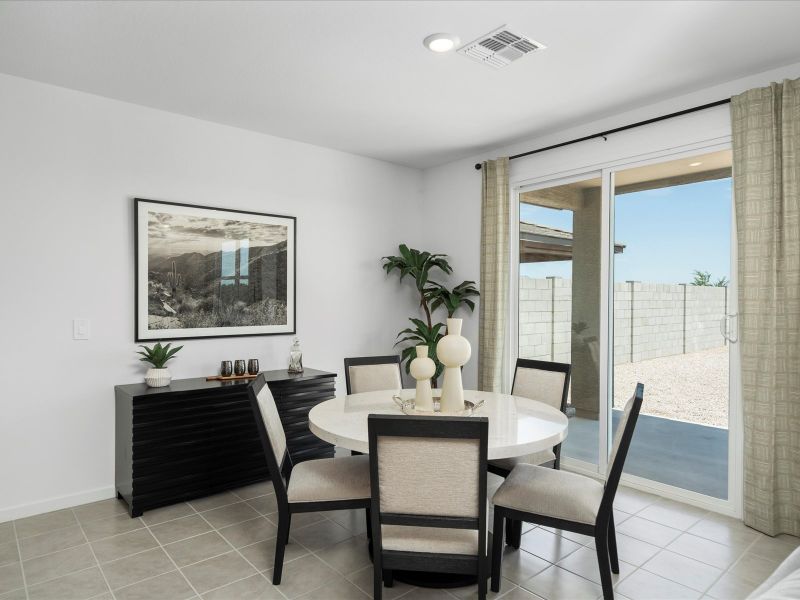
[[513, 144, 739, 510], [610, 149, 733, 500], [517, 173, 604, 468]]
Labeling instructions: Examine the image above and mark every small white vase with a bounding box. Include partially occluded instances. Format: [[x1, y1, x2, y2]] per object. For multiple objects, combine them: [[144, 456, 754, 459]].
[[437, 318, 471, 412], [409, 345, 436, 411], [145, 368, 171, 388]]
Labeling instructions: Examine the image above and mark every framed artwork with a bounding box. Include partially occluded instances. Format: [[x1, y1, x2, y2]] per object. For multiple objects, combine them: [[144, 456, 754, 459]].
[[135, 198, 296, 341]]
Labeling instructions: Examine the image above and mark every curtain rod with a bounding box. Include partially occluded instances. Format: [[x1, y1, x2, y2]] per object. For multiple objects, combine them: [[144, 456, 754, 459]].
[[474, 98, 731, 170]]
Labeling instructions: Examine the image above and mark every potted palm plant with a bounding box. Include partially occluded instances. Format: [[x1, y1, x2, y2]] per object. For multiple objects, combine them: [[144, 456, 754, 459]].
[[137, 342, 183, 387], [382, 244, 479, 386]]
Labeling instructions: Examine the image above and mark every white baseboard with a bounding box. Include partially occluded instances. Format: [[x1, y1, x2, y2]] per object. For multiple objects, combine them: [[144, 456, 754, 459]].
[[0, 486, 117, 523]]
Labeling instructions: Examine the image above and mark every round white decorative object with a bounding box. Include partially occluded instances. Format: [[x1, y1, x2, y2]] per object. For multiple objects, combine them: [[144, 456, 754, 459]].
[[145, 368, 171, 388], [409, 345, 436, 411], [309, 389, 568, 460], [437, 318, 471, 412]]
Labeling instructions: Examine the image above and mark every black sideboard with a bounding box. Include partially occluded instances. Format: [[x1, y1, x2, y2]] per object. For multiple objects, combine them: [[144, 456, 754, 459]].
[[115, 369, 335, 517]]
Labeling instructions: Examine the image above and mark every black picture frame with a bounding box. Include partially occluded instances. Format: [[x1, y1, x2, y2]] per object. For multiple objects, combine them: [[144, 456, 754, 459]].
[[134, 197, 296, 341]]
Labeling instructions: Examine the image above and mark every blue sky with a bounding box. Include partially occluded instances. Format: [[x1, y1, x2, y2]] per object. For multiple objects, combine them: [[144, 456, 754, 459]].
[[519, 178, 732, 284]]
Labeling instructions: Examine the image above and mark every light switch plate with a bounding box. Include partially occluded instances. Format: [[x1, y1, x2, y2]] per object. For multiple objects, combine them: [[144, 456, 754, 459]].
[[73, 318, 90, 340]]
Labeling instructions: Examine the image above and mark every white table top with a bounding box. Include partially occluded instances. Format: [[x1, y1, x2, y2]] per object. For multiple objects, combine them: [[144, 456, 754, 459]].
[[308, 389, 568, 460]]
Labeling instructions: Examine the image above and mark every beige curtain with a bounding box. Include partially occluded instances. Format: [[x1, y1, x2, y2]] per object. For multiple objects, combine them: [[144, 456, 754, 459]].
[[732, 78, 800, 537], [479, 158, 510, 392]]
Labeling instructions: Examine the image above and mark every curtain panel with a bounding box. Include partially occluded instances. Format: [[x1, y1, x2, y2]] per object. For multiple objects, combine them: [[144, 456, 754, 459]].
[[479, 158, 510, 392], [732, 78, 800, 536]]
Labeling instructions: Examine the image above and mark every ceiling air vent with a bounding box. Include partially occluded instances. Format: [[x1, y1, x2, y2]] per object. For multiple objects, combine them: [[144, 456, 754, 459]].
[[458, 26, 545, 69]]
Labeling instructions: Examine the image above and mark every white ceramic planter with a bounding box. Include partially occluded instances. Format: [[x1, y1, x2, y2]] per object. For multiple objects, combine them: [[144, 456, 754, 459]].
[[410, 345, 436, 411], [438, 318, 471, 412], [145, 368, 172, 388]]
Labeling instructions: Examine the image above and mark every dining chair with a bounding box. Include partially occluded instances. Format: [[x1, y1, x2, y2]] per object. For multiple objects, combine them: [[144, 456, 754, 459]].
[[247, 375, 372, 585], [490, 383, 644, 600], [487, 358, 571, 547], [368, 414, 490, 600], [344, 355, 403, 394]]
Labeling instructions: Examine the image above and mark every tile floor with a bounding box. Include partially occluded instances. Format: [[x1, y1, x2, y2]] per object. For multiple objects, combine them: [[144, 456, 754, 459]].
[[1, 476, 797, 600]]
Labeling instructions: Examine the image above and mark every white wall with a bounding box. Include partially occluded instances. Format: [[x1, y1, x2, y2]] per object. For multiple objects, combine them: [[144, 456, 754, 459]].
[[421, 61, 800, 390], [0, 74, 423, 520]]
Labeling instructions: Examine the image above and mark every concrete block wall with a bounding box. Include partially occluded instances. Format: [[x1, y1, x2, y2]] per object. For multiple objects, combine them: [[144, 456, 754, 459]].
[[519, 277, 726, 364]]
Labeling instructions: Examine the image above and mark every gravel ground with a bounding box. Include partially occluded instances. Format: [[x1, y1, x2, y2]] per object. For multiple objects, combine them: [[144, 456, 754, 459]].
[[613, 346, 729, 428]]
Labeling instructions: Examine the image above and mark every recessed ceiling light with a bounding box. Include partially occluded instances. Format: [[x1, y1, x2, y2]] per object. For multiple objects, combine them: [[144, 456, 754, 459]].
[[423, 33, 460, 53], [689, 162, 703, 167]]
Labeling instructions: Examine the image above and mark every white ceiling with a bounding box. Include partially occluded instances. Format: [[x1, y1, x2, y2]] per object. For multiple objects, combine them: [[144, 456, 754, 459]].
[[1, 1, 799, 169]]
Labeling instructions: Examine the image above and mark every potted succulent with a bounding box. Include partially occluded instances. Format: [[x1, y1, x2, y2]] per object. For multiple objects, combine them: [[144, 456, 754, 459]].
[[137, 342, 183, 387]]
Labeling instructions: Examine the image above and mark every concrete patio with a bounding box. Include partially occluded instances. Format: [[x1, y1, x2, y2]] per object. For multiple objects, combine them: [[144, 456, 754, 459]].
[[563, 410, 729, 499]]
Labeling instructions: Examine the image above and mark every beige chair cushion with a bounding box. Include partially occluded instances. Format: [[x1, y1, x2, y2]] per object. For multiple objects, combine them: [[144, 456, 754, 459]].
[[749, 547, 800, 599], [381, 525, 478, 555], [377, 436, 480, 517], [608, 394, 636, 478], [489, 449, 556, 472], [287, 455, 371, 503], [512, 367, 567, 409], [255, 383, 287, 463], [349, 363, 402, 394], [751, 570, 800, 600], [492, 463, 604, 525]]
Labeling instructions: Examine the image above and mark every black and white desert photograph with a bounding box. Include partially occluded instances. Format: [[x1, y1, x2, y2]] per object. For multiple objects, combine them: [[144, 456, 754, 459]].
[[135, 199, 295, 339]]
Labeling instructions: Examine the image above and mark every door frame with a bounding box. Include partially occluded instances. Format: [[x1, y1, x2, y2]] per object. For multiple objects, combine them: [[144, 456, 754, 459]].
[[509, 137, 742, 517]]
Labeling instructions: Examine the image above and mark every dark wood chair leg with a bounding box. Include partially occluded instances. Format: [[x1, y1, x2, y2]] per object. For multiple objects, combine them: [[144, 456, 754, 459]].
[[383, 569, 394, 588], [283, 513, 292, 544], [608, 514, 619, 574], [273, 512, 290, 585], [491, 510, 504, 593], [506, 519, 522, 548], [373, 552, 383, 600], [478, 548, 487, 600], [594, 528, 614, 600], [365, 508, 372, 540]]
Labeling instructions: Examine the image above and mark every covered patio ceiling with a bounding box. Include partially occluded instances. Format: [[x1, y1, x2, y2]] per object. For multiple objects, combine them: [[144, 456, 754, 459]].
[[520, 222, 625, 263]]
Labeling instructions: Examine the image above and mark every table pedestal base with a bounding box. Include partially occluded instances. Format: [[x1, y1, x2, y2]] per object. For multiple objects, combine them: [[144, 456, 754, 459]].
[[370, 534, 493, 589]]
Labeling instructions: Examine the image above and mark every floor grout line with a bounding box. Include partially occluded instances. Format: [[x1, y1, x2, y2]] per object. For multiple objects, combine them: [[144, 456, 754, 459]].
[[11, 521, 29, 600], [139, 505, 206, 598], [70, 508, 117, 600], [8, 488, 794, 600], [190, 499, 293, 600]]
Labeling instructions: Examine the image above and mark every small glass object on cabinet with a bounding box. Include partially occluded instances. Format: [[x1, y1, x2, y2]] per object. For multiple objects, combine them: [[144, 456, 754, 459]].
[[288, 338, 303, 373]]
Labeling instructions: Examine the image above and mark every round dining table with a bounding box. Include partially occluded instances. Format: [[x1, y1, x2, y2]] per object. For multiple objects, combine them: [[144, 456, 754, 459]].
[[309, 388, 568, 459], [307, 388, 569, 589]]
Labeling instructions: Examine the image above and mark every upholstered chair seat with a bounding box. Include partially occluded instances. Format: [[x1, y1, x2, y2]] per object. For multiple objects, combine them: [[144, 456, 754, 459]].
[[369, 415, 490, 600], [247, 375, 372, 587], [487, 359, 572, 548], [492, 463, 604, 525], [287, 455, 371, 503], [490, 385, 645, 600], [381, 525, 479, 555]]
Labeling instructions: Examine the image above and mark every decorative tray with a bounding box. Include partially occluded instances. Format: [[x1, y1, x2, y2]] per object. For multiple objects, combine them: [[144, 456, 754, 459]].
[[392, 394, 484, 417], [205, 374, 258, 382]]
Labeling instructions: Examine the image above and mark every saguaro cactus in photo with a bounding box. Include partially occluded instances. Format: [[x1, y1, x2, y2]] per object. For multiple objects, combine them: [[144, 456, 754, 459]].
[[167, 260, 183, 295]]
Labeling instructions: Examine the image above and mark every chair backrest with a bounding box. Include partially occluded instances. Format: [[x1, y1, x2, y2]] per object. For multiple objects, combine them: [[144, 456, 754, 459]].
[[600, 383, 644, 515], [344, 355, 402, 395], [511, 359, 571, 413], [247, 374, 290, 504], [368, 414, 489, 547]]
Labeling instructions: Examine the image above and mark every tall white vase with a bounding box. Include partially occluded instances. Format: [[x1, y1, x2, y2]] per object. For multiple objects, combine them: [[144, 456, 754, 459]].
[[409, 345, 435, 411], [437, 318, 471, 412]]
